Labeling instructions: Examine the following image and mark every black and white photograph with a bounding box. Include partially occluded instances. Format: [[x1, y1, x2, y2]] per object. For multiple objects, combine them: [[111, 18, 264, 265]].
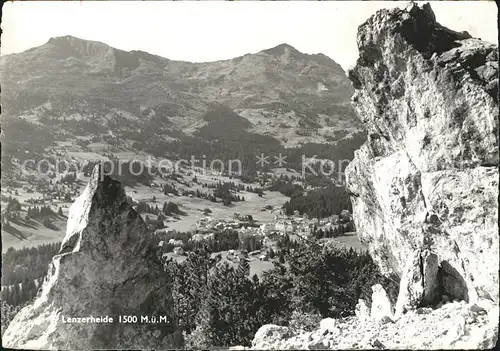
[[0, 0, 498, 349]]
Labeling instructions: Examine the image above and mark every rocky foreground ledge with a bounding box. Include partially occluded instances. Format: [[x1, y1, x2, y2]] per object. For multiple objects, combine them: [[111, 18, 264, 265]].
[[249, 290, 498, 350], [2, 165, 179, 350]]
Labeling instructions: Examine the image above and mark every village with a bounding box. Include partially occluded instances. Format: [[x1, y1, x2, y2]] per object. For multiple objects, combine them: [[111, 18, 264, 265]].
[[150, 204, 358, 277]]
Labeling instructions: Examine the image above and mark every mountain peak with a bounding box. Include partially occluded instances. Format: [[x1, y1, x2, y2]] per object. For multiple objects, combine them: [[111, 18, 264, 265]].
[[43, 35, 113, 60], [47, 35, 106, 46], [3, 164, 179, 349], [261, 43, 300, 56], [48, 34, 80, 42]]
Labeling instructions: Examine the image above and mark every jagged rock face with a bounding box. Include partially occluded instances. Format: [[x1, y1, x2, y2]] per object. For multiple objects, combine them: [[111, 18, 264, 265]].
[[3, 165, 178, 350], [345, 3, 499, 305]]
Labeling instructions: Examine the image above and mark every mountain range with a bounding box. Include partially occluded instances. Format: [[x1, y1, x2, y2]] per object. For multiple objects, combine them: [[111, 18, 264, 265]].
[[0, 36, 364, 170]]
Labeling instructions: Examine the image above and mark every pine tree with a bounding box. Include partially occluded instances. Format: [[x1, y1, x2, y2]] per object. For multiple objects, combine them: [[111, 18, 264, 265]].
[[279, 252, 285, 264], [237, 257, 250, 278], [328, 227, 334, 238], [268, 248, 275, 259]]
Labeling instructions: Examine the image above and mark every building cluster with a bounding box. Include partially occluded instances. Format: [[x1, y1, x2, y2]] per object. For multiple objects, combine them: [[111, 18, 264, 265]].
[[195, 216, 255, 231], [152, 208, 355, 260], [192, 209, 355, 242]]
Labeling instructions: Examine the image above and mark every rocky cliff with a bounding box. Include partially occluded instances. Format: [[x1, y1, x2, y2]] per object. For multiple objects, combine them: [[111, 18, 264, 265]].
[[345, 3, 498, 307], [248, 3, 498, 350], [2, 165, 179, 350]]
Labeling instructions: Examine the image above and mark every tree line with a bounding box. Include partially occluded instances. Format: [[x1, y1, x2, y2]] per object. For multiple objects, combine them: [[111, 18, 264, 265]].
[[312, 223, 355, 238], [136, 201, 182, 216], [283, 184, 352, 219]]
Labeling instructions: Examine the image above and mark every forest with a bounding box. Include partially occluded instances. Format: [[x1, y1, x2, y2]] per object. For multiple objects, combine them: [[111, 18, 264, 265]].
[[165, 244, 399, 348], [1, 243, 61, 308], [1, 237, 399, 347], [283, 184, 353, 218]]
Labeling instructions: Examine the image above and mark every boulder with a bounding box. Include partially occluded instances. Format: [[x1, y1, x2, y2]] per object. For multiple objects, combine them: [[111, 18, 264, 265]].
[[370, 284, 394, 321], [318, 318, 336, 334], [371, 338, 385, 349], [251, 325, 291, 350], [345, 2, 498, 305], [355, 299, 371, 321], [3, 165, 179, 350], [439, 316, 467, 348]]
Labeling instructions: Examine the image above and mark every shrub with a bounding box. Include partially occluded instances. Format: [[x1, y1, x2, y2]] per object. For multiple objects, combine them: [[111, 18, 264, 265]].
[[288, 310, 323, 334]]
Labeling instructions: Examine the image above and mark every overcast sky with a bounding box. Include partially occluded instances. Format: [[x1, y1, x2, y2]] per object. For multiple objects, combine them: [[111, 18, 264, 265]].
[[1, 1, 497, 71]]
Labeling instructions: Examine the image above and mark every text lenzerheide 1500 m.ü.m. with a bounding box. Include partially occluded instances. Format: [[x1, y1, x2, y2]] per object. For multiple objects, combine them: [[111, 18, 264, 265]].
[[60, 315, 172, 324]]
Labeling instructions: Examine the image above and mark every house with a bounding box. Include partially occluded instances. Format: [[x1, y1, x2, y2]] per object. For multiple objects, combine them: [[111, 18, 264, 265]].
[[191, 233, 205, 242], [275, 221, 295, 233], [260, 223, 275, 235], [173, 247, 184, 255], [330, 215, 340, 224], [258, 254, 269, 261], [236, 254, 251, 262], [158, 241, 164, 247], [228, 222, 241, 229], [240, 214, 253, 222], [154, 228, 169, 236], [340, 210, 352, 222], [293, 210, 300, 217], [168, 239, 184, 247], [204, 233, 215, 240]]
